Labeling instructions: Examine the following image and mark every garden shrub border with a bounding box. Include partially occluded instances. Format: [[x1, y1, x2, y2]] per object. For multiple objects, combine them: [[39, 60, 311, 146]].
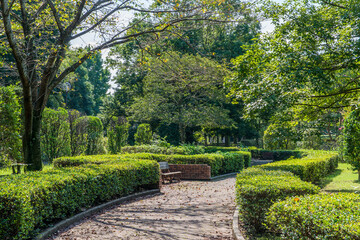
[[0, 159, 159, 240], [266, 192, 360, 239], [235, 168, 320, 233], [235, 151, 339, 234], [124, 152, 249, 176]]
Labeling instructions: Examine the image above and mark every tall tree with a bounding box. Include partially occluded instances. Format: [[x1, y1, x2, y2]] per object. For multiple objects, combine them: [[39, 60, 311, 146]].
[[226, 0, 360, 120], [130, 52, 233, 143], [0, 0, 241, 170]]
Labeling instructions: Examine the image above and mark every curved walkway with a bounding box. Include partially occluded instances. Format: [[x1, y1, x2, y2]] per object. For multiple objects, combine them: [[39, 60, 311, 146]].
[[48, 177, 236, 240]]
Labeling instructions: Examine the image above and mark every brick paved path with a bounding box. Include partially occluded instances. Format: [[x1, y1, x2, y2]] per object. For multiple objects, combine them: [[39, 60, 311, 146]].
[[49, 177, 236, 240]]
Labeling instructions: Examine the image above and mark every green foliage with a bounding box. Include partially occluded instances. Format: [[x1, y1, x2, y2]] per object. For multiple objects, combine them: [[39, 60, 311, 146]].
[[76, 116, 106, 155], [256, 151, 339, 184], [263, 122, 298, 150], [204, 146, 240, 153], [226, 0, 360, 120], [53, 154, 128, 168], [68, 109, 88, 156], [134, 124, 152, 145], [0, 86, 22, 166], [250, 149, 304, 161], [40, 108, 71, 162], [107, 117, 129, 154], [121, 145, 185, 155], [130, 52, 233, 143], [343, 109, 360, 180], [0, 159, 159, 239], [124, 152, 248, 176], [266, 193, 360, 239], [235, 168, 320, 233]]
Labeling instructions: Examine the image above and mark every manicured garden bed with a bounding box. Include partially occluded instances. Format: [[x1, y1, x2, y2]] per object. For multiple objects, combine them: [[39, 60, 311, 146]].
[[0, 158, 159, 240]]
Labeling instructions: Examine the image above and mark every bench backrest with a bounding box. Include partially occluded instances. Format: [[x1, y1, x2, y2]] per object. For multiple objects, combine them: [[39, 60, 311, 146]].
[[159, 162, 169, 170]]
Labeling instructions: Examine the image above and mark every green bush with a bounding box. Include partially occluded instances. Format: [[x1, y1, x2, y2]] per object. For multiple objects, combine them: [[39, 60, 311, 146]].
[[0, 159, 159, 240], [40, 108, 71, 162], [250, 149, 304, 160], [107, 117, 129, 154], [266, 193, 360, 239], [0, 85, 22, 166], [256, 151, 339, 184], [134, 123, 152, 145], [204, 146, 240, 153], [124, 153, 223, 176], [53, 154, 129, 168], [125, 151, 249, 176], [263, 122, 298, 150], [121, 145, 186, 155], [236, 168, 320, 233]]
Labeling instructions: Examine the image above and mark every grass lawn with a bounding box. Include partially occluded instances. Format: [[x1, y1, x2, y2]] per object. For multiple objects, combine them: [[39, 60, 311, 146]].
[[321, 163, 360, 193]]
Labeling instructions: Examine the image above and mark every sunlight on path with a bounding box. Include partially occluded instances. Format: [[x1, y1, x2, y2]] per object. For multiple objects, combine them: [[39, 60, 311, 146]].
[[49, 177, 236, 240]]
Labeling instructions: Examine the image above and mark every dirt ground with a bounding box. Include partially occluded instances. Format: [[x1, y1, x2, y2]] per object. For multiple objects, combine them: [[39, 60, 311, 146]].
[[48, 177, 236, 240]]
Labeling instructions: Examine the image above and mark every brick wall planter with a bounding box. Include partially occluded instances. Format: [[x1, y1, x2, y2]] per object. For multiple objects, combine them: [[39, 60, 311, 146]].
[[169, 164, 211, 180]]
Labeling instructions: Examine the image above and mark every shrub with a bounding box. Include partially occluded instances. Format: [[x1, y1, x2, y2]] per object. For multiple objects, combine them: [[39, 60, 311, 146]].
[[124, 153, 224, 176], [121, 145, 186, 155], [53, 154, 128, 168], [40, 108, 71, 162], [0, 85, 22, 166], [256, 151, 339, 184], [250, 149, 304, 161], [0, 159, 159, 240], [236, 168, 320, 233], [76, 116, 106, 155], [263, 122, 298, 150], [204, 146, 240, 153], [107, 117, 129, 154], [343, 109, 360, 180], [134, 124, 152, 145], [124, 151, 249, 176], [68, 109, 88, 156], [266, 193, 360, 239]]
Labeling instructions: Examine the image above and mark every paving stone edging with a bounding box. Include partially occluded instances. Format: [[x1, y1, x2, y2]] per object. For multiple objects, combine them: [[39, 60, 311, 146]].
[[35, 189, 161, 240], [210, 172, 238, 181], [232, 207, 246, 240]]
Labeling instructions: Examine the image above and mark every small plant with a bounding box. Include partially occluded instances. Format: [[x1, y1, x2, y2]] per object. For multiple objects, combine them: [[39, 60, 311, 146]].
[[107, 117, 129, 154]]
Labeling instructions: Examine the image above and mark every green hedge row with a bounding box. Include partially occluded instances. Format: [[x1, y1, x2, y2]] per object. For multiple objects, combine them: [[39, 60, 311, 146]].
[[255, 151, 339, 184], [53, 154, 128, 167], [267, 193, 360, 239], [121, 145, 187, 155], [124, 152, 250, 176], [0, 160, 159, 240], [235, 168, 319, 233], [203, 146, 240, 153], [250, 149, 304, 161]]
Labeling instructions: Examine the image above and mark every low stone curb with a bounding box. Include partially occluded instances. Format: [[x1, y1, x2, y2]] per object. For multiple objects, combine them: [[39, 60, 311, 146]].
[[232, 207, 246, 240], [35, 189, 161, 240], [210, 172, 238, 181]]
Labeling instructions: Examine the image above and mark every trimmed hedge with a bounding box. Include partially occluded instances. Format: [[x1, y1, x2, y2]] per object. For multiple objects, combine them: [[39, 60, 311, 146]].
[[266, 193, 360, 239], [123, 153, 223, 176], [204, 146, 240, 153], [121, 145, 206, 155], [124, 152, 249, 176], [236, 168, 320, 233], [0, 160, 159, 240], [53, 154, 127, 168], [256, 151, 339, 184], [250, 149, 304, 160]]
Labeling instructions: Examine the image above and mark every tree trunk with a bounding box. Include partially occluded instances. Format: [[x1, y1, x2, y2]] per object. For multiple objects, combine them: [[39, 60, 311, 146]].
[[358, 170, 360, 182], [23, 111, 43, 171], [225, 135, 230, 147], [179, 123, 186, 144], [204, 134, 208, 146]]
